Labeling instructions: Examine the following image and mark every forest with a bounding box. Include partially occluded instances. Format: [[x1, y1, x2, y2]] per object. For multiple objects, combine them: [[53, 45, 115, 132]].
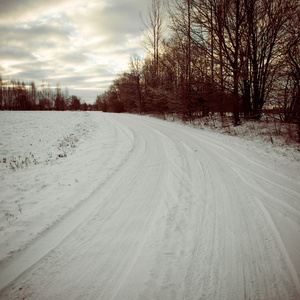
[[0, 78, 89, 111], [95, 0, 299, 136]]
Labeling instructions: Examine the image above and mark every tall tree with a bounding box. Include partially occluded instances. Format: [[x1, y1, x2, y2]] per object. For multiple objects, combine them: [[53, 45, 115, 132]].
[[284, 3, 300, 138], [142, 0, 165, 87], [168, 0, 195, 117], [130, 54, 144, 112], [246, 0, 293, 119], [0, 75, 3, 110], [70, 95, 81, 111], [30, 81, 37, 109], [214, 0, 247, 124], [55, 83, 65, 111]]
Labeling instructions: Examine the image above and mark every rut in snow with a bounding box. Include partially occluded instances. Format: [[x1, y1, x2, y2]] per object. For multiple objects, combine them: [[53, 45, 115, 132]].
[[0, 112, 299, 299]]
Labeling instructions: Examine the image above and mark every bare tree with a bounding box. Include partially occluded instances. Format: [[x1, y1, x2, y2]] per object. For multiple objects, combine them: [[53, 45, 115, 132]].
[[130, 54, 144, 112], [167, 0, 197, 117], [0, 75, 3, 110], [141, 0, 165, 87], [215, 0, 248, 124], [283, 3, 300, 138], [245, 0, 293, 119], [30, 81, 37, 108]]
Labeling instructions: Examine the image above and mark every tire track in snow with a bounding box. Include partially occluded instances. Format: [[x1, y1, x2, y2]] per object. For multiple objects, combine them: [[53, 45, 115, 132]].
[[180, 130, 300, 299], [1, 113, 299, 299], [131, 115, 300, 299], [0, 114, 171, 299], [0, 114, 137, 295]]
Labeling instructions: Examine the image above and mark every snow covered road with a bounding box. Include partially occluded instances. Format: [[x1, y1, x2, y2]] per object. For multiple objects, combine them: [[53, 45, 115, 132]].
[[0, 112, 300, 299]]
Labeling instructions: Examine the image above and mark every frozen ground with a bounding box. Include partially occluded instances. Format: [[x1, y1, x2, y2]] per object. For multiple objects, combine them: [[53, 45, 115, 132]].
[[0, 111, 299, 299]]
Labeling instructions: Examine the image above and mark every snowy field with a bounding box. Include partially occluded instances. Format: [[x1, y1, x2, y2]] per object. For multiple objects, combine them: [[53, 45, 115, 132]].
[[0, 111, 300, 299]]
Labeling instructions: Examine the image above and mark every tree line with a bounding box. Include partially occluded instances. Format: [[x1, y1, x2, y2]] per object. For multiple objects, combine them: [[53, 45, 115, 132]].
[[95, 0, 299, 132], [0, 76, 89, 111]]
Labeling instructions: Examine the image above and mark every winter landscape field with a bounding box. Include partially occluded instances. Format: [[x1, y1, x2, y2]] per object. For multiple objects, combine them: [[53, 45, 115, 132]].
[[0, 111, 300, 299]]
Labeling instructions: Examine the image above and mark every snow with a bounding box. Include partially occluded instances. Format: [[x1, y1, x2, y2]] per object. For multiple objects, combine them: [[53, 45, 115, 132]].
[[0, 111, 300, 299]]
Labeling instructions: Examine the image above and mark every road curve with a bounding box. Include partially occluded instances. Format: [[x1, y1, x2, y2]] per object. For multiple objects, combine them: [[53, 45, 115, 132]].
[[0, 113, 300, 299]]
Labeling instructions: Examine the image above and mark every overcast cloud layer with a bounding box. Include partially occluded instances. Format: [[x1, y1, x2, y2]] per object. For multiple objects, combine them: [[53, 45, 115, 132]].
[[0, 0, 148, 103]]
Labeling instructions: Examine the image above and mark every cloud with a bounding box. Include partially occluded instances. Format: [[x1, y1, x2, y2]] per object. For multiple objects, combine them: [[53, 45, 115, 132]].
[[0, 0, 149, 103], [0, 45, 34, 61], [0, 0, 84, 25]]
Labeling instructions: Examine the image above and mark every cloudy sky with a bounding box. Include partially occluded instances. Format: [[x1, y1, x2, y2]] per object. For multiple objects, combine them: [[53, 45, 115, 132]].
[[0, 0, 149, 103]]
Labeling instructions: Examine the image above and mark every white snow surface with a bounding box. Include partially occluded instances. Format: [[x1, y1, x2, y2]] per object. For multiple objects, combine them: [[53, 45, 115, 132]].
[[0, 111, 300, 299]]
